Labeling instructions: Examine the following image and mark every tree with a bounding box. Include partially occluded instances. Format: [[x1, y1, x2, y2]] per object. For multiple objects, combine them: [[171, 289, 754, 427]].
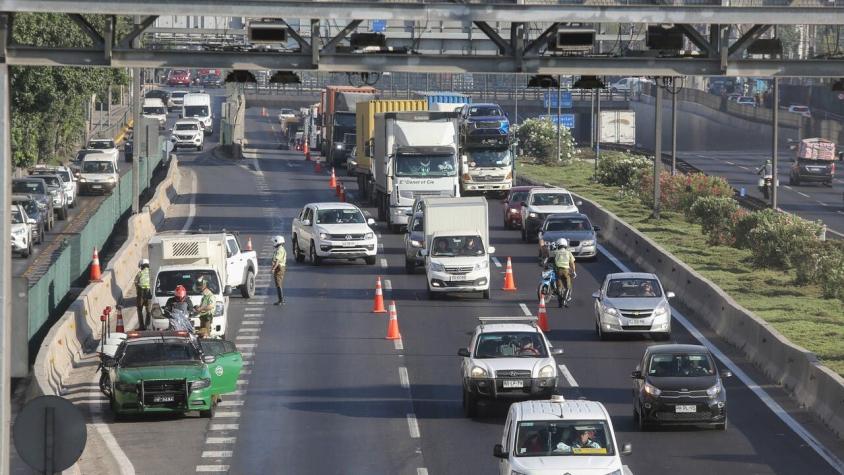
[[514, 118, 575, 165]]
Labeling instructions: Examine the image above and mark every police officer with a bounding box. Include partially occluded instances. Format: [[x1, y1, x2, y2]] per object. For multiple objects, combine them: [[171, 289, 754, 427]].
[[271, 235, 287, 305], [134, 258, 152, 330], [194, 277, 215, 337], [552, 238, 576, 308]]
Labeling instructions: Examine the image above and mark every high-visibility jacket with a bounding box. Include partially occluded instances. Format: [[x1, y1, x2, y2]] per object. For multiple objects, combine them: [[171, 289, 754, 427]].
[[135, 268, 150, 289], [553, 249, 574, 270], [273, 246, 287, 269]]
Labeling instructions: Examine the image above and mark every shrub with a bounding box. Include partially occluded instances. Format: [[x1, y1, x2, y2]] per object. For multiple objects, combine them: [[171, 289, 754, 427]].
[[794, 240, 844, 301], [733, 210, 767, 249], [746, 211, 824, 269], [688, 196, 743, 246], [514, 118, 575, 165], [596, 152, 651, 188], [638, 171, 733, 215]]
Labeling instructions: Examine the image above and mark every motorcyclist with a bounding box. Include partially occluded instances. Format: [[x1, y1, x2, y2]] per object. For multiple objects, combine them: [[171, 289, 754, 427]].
[[551, 238, 576, 308], [164, 284, 191, 313], [756, 159, 773, 178]]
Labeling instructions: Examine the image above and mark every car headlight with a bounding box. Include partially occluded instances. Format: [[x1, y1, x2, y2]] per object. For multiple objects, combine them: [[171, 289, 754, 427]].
[[429, 262, 445, 272], [115, 381, 137, 392], [653, 301, 671, 320], [644, 382, 661, 397], [191, 378, 211, 391], [581, 239, 596, 247], [603, 305, 620, 318], [12, 228, 25, 236], [470, 366, 488, 378], [509, 208, 519, 213], [706, 383, 722, 398], [528, 212, 537, 218], [215, 301, 224, 317], [335, 143, 345, 150], [474, 260, 489, 271], [410, 239, 422, 248], [107, 176, 117, 183], [538, 365, 555, 378], [319, 232, 328, 240], [364, 232, 374, 240]]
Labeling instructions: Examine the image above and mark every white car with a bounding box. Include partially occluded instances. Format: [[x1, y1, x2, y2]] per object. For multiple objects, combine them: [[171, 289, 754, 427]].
[[592, 272, 675, 341], [278, 108, 296, 122], [167, 90, 189, 111], [788, 105, 812, 118], [609, 77, 652, 94], [459, 317, 563, 418], [11, 204, 33, 257], [494, 395, 632, 475], [290, 202, 378, 266], [520, 188, 582, 243], [30, 165, 76, 209], [170, 119, 204, 151], [87, 138, 119, 162], [735, 96, 757, 107], [142, 98, 168, 129]]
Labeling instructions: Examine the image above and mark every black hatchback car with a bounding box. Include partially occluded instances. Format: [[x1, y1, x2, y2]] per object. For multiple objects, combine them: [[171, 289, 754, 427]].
[[632, 344, 731, 430]]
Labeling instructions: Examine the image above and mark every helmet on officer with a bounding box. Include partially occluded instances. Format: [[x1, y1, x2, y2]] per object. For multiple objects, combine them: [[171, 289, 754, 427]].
[[138, 258, 149, 268], [272, 235, 285, 247], [555, 238, 569, 249]]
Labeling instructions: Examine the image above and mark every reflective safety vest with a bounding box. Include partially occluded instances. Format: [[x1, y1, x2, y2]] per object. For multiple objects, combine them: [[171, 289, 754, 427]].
[[135, 268, 150, 289], [553, 249, 574, 270], [273, 246, 287, 268], [198, 289, 215, 318]]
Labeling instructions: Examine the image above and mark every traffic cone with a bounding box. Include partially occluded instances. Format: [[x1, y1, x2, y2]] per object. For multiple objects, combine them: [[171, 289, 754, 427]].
[[372, 277, 387, 313], [329, 168, 337, 188], [89, 247, 102, 282], [335, 183, 342, 198], [314, 160, 322, 173], [537, 298, 550, 332], [385, 301, 401, 340], [245, 236, 253, 252], [115, 307, 125, 333], [304, 143, 311, 161], [501, 256, 517, 291]]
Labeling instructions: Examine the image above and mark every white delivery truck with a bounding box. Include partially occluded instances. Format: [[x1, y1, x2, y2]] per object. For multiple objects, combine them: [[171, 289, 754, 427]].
[[148, 232, 259, 337], [373, 111, 461, 232], [420, 197, 494, 299], [142, 98, 167, 129], [182, 93, 213, 134], [460, 147, 513, 196]]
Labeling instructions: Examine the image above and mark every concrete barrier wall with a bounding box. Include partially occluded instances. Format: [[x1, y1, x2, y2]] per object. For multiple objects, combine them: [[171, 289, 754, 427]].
[[518, 175, 844, 437]]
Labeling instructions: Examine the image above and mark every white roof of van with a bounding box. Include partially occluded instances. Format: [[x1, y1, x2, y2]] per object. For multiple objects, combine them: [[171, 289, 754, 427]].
[[81, 152, 115, 161], [513, 398, 609, 422], [143, 98, 165, 106]]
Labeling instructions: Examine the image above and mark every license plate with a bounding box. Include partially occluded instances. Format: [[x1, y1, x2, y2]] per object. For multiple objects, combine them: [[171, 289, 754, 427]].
[[503, 380, 524, 388], [92, 185, 102, 189], [341, 241, 355, 247], [448, 274, 467, 281], [675, 405, 696, 413], [153, 394, 175, 403]]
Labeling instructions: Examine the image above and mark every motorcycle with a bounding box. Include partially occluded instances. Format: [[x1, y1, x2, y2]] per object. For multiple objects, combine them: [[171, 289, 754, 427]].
[[538, 259, 560, 306], [758, 175, 773, 199]]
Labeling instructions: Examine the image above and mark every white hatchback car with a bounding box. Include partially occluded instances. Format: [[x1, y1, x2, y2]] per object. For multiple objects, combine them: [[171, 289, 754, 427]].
[[494, 396, 632, 475], [290, 202, 378, 265]]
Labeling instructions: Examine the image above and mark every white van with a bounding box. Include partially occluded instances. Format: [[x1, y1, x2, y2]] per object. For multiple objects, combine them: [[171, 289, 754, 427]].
[[142, 98, 167, 129], [181, 93, 213, 134], [79, 152, 119, 195]]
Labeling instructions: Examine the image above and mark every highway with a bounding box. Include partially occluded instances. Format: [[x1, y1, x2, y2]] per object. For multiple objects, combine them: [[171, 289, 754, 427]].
[[97, 106, 844, 474], [631, 100, 844, 236]]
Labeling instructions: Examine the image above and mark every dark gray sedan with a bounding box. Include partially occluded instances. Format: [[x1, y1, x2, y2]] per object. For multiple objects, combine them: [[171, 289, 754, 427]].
[[537, 212, 599, 261]]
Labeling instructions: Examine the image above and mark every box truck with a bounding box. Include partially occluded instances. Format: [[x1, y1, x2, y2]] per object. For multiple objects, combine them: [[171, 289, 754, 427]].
[[321, 86, 377, 167]]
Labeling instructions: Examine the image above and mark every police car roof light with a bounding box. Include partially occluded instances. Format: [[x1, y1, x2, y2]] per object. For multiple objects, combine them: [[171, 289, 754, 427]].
[[477, 316, 538, 328]]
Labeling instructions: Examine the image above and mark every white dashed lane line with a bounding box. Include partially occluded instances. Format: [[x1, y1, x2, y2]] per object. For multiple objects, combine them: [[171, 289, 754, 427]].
[[399, 367, 410, 389], [201, 451, 233, 458], [558, 364, 579, 388], [195, 465, 229, 473], [519, 303, 532, 316], [384, 279, 392, 291], [394, 339, 404, 351], [797, 191, 811, 198], [206, 437, 237, 444], [406, 414, 421, 438], [380, 258, 388, 268], [209, 424, 239, 431]]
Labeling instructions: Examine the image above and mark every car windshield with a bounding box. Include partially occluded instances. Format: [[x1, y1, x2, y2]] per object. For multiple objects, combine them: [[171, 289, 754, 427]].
[[75, 150, 95, 162], [143, 106, 166, 115], [468, 106, 503, 117], [88, 140, 115, 149], [467, 149, 511, 167], [171, 91, 188, 99], [280, 109, 295, 115], [431, 235, 485, 257], [82, 161, 115, 174], [175, 123, 200, 131], [333, 113, 356, 128], [145, 90, 167, 99], [411, 219, 423, 232], [184, 105, 209, 117], [545, 218, 591, 232], [34, 176, 60, 187], [12, 181, 45, 194], [474, 331, 547, 358], [11, 209, 23, 224], [509, 191, 529, 205], [315, 208, 365, 224], [121, 341, 200, 367], [155, 270, 220, 297], [395, 154, 456, 177], [55, 170, 71, 182], [531, 193, 573, 206], [606, 278, 662, 298], [648, 353, 715, 377], [514, 420, 614, 457]]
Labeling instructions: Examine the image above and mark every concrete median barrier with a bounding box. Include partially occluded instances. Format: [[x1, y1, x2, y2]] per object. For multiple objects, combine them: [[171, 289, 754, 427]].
[[518, 175, 844, 438]]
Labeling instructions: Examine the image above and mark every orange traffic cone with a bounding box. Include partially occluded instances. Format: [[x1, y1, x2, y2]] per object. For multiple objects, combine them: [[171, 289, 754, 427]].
[[537, 298, 550, 332], [329, 168, 337, 188], [89, 247, 102, 282], [372, 277, 387, 313], [245, 236, 253, 252], [304, 143, 311, 161], [385, 301, 401, 340], [115, 307, 125, 333], [502, 256, 517, 291]]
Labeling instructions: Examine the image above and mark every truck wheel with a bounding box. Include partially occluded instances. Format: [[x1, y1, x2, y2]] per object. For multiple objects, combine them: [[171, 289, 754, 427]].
[[309, 241, 321, 266], [377, 195, 386, 221], [240, 268, 255, 298], [292, 236, 305, 263], [365, 256, 376, 266]]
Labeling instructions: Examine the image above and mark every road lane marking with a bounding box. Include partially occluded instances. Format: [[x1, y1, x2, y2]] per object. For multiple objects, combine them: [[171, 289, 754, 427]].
[[236, 379, 249, 385], [209, 424, 239, 431], [519, 303, 532, 316], [88, 369, 135, 475], [236, 335, 259, 340], [725, 160, 735, 165], [417, 469, 429, 475], [394, 339, 404, 351], [783, 185, 792, 190], [206, 437, 237, 444], [180, 169, 198, 232], [240, 352, 254, 358], [558, 364, 579, 387], [241, 320, 263, 325], [797, 191, 811, 198], [218, 400, 244, 407], [399, 367, 410, 388], [738, 166, 749, 171], [597, 244, 844, 474], [241, 369, 252, 375], [238, 327, 259, 333], [380, 258, 388, 268], [407, 414, 421, 438], [491, 256, 502, 268], [236, 343, 256, 348], [214, 411, 240, 418], [201, 451, 233, 458], [384, 279, 392, 291], [196, 466, 229, 472]]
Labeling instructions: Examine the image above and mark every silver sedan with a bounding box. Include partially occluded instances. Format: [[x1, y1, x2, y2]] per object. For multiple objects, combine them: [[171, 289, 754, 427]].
[[592, 272, 675, 341]]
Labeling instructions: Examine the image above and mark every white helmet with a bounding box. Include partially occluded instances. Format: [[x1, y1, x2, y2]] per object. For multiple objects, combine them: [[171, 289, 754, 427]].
[[555, 238, 569, 249], [139, 258, 149, 267], [272, 235, 285, 247]]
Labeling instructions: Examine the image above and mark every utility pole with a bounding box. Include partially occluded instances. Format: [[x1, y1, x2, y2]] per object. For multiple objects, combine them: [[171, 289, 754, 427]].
[[556, 75, 562, 161], [671, 81, 678, 175], [772, 77, 779, 209], [595, 86, 601, 173], [0, 13, 12, 475], [654, 80, 664, 219], [131, 16, 142, 214]]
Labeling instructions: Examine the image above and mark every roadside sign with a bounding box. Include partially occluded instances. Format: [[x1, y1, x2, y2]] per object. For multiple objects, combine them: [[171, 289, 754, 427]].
[[13, 396, 87, 473], [542, 91, 573, 109], [539, 114, 576, 129], [370, 20, 387, 33]]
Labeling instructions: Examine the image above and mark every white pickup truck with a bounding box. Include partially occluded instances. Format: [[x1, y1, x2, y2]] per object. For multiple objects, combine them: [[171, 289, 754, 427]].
[[148, 232, 259, 337], [87, 138, 120, 162], [290, 202, 378, 266]]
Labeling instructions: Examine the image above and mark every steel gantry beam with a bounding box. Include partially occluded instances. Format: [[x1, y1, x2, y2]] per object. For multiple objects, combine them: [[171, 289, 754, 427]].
[[0, 1, 842, 25]]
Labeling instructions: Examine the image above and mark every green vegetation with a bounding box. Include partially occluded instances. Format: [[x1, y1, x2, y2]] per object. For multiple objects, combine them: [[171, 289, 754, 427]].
[[11, 14, 130, 167], [518, 156, 844, 377], [514, 118, 575, 164]]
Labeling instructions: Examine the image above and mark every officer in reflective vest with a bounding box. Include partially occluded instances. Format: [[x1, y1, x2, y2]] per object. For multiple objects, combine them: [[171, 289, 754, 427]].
[[194, 276, 215, 337], [271, 235, 287, 305], [134, 258, 152, 330]]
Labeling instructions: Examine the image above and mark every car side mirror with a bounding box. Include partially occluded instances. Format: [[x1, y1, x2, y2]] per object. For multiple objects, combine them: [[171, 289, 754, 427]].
[[591, 291, 601, 299], [721, 370, 733, 378], [203, 355, 216, 364], [302, 219, 311, 226], [551, 348, 564, 355], [575, 200, 583, 206], [621, 442, 633, 456], [593, 225, 601, 232], [367, 218, 376, 226], [488, 246, 496, 254], [493, 444, 507, 459], [520, 201, 527, 207], [631, 370, 643, 379], [420, 249, 428, 257], [27, 219, 36, 225], [224, 285, 232, 295], [458, 348, 470, 357], [666, 291, 676, 299]]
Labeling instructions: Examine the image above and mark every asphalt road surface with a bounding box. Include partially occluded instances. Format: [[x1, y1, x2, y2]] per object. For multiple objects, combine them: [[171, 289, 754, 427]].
[[98, 106, 844, 475]]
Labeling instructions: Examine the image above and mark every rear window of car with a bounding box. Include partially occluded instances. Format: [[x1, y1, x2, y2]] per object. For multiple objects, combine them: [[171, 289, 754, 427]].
[[12, 181, 45, 194], [509, 191, 529, 204]]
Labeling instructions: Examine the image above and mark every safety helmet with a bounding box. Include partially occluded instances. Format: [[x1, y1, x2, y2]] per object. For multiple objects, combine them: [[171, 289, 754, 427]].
[[175, 285, 187, 300], [765, 159, 771, 165], [139, 258, 149, 268], [196, 276, 208, 289], [272, 235, 285, 247], [555, 238, 569, 248]]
